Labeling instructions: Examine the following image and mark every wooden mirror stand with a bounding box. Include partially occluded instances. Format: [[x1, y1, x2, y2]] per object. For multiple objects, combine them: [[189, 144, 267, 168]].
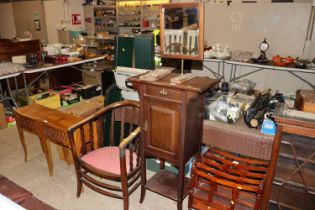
[[160, 2, 204, 61]]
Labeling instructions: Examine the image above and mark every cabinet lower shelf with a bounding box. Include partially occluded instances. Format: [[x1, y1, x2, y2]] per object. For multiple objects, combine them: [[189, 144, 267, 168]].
[[274, 156, 315, 194], [270, 184, 315, 210], [144, 170, 191, 201]]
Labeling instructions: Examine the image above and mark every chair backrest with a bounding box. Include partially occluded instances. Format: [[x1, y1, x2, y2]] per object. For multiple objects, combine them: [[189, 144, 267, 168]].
[[67, 100, 140, 163]]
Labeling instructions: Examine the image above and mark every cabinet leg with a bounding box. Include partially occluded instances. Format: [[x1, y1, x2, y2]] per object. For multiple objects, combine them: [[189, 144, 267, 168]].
[[160, 159, 165, 169], [140, 155, 147, 203], [177, 164, 185, 210], [177, 201, 183, 210]]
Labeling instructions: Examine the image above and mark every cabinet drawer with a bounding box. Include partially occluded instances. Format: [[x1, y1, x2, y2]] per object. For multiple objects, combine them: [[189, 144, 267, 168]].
[[145, 85, 182, 101]]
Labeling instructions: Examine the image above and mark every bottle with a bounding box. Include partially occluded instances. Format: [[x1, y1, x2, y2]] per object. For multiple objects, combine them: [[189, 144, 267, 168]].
[[221, 82, 229, 95]]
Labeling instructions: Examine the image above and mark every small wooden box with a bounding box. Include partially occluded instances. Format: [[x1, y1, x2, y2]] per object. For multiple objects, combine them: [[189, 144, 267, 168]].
[[296, 89, 315, 113]]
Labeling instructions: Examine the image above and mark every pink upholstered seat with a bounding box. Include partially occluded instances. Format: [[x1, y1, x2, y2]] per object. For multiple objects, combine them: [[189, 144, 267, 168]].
[[81, 146, 138, 175]]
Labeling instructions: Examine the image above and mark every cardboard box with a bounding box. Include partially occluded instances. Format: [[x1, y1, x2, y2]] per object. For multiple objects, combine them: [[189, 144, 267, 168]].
[[296, 89, 315, 113], [0, 103, 6, 130], [62, 96, 104, 118]]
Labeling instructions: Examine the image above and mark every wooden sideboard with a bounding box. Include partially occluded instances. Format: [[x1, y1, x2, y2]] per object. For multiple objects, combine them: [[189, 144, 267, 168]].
[[129, 73, 219, 210], [0, 39, 40, 61], [0, 39, 41, 90]]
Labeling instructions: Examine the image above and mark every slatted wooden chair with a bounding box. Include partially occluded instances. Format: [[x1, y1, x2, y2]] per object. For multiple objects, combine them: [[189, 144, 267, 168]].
[[67, 100, 141, 210], [189, 147, 269, 210]]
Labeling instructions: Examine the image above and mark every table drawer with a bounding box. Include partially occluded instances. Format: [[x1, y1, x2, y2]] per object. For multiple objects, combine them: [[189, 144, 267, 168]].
[[144, 85, 182, 101]]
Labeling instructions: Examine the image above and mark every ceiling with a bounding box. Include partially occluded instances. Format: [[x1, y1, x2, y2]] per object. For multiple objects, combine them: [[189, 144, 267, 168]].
[[0, 0, 41, 2]]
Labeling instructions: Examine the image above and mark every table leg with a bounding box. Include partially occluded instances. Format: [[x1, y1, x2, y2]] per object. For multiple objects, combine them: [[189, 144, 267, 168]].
[[16, 124, 27, 162], [62, 147, 72, 165], [6, 78, 18, 107], [14, 76, 19, 99], [0, 81, 3, 95], [22, 73, 29, 98], [43, 139, 53, 176]]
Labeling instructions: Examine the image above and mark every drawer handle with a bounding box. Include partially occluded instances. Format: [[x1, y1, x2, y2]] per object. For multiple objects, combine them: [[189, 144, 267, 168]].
[[159, 89, 168, 96]]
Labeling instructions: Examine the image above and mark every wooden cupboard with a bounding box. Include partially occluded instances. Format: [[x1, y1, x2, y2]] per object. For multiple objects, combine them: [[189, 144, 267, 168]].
[[129, 73, 219, 210]]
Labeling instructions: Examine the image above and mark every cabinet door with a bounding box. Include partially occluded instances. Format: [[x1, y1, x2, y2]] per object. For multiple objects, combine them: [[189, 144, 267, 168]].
[[144, 96, 181, 164]]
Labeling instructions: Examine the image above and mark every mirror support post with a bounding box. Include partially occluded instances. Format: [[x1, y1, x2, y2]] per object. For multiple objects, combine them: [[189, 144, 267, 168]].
[[181, 59, 184, 74]]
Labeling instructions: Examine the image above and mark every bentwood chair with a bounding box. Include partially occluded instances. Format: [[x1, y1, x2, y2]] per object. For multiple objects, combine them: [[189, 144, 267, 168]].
[[67, 100, 141, 210], [189, 147, 269, 210]]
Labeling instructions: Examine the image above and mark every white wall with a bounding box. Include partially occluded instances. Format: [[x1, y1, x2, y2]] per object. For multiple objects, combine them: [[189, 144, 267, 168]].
[[204, 3, 311, 58], [12, 1, 48, 42], [44, 0, 64, 44], [0, 3, 16, 39], [68, 0, 85, 31], [43, 0, 84, 44], [188, 2, 315, 93]]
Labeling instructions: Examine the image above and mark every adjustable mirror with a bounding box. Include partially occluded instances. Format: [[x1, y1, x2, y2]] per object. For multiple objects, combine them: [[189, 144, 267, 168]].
[[160, 2, 204, 61]]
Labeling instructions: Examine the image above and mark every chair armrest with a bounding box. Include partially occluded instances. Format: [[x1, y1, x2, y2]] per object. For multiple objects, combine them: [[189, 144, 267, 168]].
[[119, 126, 141, 153]]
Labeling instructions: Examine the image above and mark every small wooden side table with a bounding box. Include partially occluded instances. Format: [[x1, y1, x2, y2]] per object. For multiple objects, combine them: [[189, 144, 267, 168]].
[[14, 104, 94, 176]]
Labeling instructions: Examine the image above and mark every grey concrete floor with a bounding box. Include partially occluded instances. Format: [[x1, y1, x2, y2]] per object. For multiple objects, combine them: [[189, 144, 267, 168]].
[[0, 126, 188, 210]]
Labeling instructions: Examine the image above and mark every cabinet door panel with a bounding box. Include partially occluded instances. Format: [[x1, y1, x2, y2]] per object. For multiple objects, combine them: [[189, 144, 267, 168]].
[[144, 96, 181, 162]]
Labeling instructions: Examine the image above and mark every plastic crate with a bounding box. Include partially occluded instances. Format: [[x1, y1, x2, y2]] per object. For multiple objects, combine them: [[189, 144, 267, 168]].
[[29, 92, 61, 109]]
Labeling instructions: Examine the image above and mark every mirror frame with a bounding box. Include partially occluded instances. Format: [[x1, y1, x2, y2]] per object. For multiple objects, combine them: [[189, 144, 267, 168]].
[[159, 2, 204, 61]]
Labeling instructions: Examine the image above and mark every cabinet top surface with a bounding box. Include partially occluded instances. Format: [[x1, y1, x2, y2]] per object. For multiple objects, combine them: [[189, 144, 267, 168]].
[[128, 73, 219, 93]]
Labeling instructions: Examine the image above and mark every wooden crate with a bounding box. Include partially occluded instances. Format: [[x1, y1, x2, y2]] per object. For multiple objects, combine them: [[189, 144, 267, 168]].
[[296, 89, 315, 113]]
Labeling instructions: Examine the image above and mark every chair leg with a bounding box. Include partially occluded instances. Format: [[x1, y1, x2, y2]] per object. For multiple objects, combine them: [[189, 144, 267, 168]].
[[76, 178, 83, 197], [122, 181, 129, 210], [43, 139, 53, 176], [188, 193, 192, 210], [123, 192, 129, 210], [17, 127, 27, 162], [140, 186, 146, 203]]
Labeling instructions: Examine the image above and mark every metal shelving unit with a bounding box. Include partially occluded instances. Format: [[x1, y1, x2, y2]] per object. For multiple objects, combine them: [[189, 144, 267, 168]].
[[83, 1, 118, 36]]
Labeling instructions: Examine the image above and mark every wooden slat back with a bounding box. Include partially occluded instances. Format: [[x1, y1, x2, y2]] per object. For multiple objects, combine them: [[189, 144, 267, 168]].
[[190, 147, 269, 210]]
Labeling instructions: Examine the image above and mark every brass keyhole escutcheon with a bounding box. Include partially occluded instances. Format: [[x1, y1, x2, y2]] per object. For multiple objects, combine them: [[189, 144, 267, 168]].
[[159, 89, 168, 96]]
